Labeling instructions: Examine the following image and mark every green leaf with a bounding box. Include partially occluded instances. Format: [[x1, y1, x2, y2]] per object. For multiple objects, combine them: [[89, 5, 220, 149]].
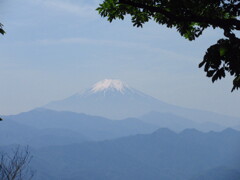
[[219, 47, 227, 56]]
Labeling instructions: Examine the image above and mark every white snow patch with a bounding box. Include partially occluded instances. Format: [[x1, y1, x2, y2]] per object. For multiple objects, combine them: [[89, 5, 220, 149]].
[[91, 79, 128, 93]]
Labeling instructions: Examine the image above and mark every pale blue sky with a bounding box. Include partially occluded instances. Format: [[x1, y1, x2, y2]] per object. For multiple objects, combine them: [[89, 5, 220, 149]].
[[1, 0, 240, 117]]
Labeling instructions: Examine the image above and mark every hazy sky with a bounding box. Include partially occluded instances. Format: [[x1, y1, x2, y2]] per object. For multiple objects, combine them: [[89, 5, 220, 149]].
[[1, 0, 240, 117]]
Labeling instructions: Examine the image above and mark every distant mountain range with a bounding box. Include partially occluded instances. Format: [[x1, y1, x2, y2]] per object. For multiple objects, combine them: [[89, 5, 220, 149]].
[[1, 128, 237, 180], [1, 79, 240, 180], [3, 107, 238, 148], [44, 79, 240, 127], [2, 108, 158, 144]]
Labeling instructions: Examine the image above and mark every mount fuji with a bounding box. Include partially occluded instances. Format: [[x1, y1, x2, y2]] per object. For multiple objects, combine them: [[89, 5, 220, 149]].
[[44, 79, 240, 127], [45, 79, 171, 119]]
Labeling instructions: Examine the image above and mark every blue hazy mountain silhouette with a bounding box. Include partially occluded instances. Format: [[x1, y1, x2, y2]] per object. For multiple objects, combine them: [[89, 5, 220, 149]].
[[3, 107, 231, 146], [17, 128, 240, 180], [4, 108, 158, 142], [0, 117, 88, 147]]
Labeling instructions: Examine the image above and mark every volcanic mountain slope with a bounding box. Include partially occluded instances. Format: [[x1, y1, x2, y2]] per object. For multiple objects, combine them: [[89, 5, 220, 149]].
[[44, 79, 172, 119], [44, 79, 240, 127]]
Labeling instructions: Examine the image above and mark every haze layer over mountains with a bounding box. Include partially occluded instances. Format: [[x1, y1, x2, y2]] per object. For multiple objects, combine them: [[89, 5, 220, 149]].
[[1, 79, 240, 180]]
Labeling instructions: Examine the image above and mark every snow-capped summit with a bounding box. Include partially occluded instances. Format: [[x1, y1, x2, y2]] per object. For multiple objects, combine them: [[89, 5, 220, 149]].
[[44, 78, 170, 119], [91, 79, 128, 93]]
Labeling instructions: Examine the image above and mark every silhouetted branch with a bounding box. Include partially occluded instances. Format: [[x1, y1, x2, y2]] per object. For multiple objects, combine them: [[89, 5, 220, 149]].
[[0, 146, 34, 180]]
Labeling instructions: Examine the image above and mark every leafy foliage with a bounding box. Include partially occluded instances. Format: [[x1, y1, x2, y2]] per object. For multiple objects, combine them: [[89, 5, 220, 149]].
[[199, 38, 240, 91], [97, 0, 240, 91], [0, 23, 5, 35]]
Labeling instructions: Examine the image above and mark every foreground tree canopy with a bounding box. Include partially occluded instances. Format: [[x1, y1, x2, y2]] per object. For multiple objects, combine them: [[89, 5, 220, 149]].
[[97, 0, 240, 91], [0, 23, 5, 35]]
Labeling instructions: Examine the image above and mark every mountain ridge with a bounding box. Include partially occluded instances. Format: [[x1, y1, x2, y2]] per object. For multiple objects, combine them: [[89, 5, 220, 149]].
[[26, 128, 240, 180], [4, 108, 158, 141]]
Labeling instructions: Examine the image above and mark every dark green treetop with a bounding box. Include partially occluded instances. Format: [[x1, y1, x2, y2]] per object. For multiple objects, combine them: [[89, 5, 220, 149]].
[[97, 0, 240, 91]]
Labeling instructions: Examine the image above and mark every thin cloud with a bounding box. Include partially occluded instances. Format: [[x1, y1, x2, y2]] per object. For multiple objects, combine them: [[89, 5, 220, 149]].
[[37, 37, 197, 62], [39, 37, 143, 48], [28, 0, 99, 18]]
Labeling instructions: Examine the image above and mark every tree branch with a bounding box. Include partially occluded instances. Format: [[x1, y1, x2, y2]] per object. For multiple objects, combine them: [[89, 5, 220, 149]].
[[119, 0, 240, 30]]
